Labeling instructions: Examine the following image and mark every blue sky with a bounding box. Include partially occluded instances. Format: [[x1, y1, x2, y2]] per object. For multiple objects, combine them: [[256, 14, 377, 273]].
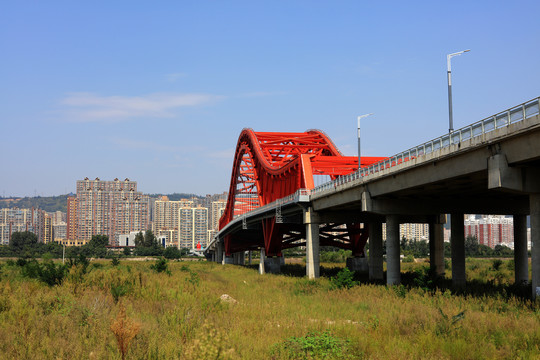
[[1, 1, 539, 197]]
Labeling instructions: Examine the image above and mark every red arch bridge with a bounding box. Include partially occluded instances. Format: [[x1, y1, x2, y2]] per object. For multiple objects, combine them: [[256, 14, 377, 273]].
[[206, 98, 540, 298]]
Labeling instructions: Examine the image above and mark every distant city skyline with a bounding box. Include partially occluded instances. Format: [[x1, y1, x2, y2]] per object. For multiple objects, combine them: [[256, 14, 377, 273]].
[[2, 1, 540, 197]]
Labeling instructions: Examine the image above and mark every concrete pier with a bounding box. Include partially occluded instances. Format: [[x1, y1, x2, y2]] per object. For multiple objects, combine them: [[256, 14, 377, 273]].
[[429, 216, 445, 276], [305, 207, 320, 279], [259, 248, 266, 275], [531, 194, 540, 299], [450, 213, 466, 290], [386, 215, 401, 285], [347, 257, 368, 273], [216, 242, 223, 264], [233, 252, 245, 265], [369, 221, 384, 281], [264, 257, 282, 274], [513, 214, 528, 285]]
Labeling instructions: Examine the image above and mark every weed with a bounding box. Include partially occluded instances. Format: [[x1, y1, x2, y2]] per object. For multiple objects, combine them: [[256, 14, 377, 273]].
[[110, 304, 140, 360], [271, 330, 352, 359], [111, 257, 120, 267], [393, 284, 407, 298], [330, 268, 356, 289], [185, 270, 200, 287], [111, 283, 129, 304], [435, 308, 465, 336], [492, 259, 503, 271], [293, 278, 321, 295]]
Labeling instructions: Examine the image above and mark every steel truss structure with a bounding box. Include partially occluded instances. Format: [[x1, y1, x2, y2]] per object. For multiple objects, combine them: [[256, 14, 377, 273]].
[[220, 129, 385, 256]]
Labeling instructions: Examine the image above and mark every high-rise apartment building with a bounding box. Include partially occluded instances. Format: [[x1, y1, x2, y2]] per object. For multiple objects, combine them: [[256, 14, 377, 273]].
[[464, 215, 514, 248], [73, 178, 149, 244], [66, 196, 78, 240], [179, 206, 208, 249], [382, 222, 429, 242], [210, 200, 226, 231], [0, 207, 49, 244], [152, 196, 194, 247]]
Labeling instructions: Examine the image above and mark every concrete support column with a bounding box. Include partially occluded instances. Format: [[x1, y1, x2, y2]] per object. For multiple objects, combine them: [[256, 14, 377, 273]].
[[531, 194, 540, 299], [386, 215, 401, 285], [305, 207, 320, 279], [258, 248, 265, 275], [450, 213, 466, 290], [513, 214, 528, 286], [429, 217, 445, 276], [224, 255, 234, 264], [233, 252, 245, 265], [369, 221, 384, 281], [216, 242, 223, 264], [248, 251, 252, 265]]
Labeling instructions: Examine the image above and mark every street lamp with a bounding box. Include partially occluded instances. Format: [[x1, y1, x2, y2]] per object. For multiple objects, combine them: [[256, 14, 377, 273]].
[[447, 49, 470, 134], [357, 113, 373, 170]]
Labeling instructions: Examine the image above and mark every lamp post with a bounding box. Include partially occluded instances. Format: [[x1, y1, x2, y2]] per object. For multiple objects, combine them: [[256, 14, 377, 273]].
[[447, 49, 470, 134], [357, 113, 373, 170]]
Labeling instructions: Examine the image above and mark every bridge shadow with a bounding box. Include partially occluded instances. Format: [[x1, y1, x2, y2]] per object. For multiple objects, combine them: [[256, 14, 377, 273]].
[[242, 263, 533, 302]]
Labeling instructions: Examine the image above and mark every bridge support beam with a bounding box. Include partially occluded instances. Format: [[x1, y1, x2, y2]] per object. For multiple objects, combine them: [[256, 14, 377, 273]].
[[224, 256, 234, 264], [531, 194, 540, 299], [451, 213, 466, 290], [429, 215, 446, 277], [369, 221, 384, 281], [513, 214, 528, 286], [305, 207, 320, 279], [386, 215, 401, 285], [248, 251, 252, 265]]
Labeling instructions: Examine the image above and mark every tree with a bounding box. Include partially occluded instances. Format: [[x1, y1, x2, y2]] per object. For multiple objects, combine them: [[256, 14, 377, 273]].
[[134, 230, 163, 256], [134, 232, 144, 247], [9, 231, 38, 254], [143, 230, 158, 248], [163, 246, 181, 260], [465, 235, 479, 256], [89, 235, 109, 248]]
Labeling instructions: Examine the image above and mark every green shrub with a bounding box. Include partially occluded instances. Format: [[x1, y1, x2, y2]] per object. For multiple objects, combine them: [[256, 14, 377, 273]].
[[330, 268, 356, 289], [111, 257, 120, 267], [271, 330, 352, 359], [163, 246, 182, 260], [402, 254, 414, 263], [20, 260, 66, 286], [150, 258, 170, 275], [492, 259, 503, 271]]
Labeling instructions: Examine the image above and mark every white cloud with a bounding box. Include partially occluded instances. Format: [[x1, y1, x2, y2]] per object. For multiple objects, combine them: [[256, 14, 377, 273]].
[[60, 92, 222, 122], [166, 73, 187, 82]]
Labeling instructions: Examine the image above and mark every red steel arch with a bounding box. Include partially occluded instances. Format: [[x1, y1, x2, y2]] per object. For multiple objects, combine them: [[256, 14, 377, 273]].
[[220, 129, 385, 256]]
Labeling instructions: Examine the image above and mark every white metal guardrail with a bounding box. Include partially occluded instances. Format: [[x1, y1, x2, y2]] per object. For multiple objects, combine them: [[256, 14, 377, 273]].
[[312, 97, 540, 194]]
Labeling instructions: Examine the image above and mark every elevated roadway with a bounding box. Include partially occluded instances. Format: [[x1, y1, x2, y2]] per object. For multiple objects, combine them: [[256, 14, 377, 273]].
[[207, 97, 540, 298]]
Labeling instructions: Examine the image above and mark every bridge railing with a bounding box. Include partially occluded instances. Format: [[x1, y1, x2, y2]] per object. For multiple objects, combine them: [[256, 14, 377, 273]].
[[312, 97, 540, 194]]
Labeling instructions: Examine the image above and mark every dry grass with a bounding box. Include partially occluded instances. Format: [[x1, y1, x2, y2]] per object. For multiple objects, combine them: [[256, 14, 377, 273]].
[[0, 258, 538, 359]]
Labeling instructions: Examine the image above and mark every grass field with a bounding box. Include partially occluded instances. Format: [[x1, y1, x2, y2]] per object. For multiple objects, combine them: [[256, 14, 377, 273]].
[[0, 258, 538, 359]]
